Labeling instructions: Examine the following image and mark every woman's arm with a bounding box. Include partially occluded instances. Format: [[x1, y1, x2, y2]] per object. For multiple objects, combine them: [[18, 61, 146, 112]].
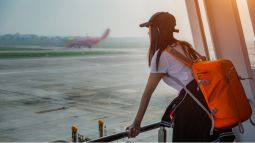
[[126, 72, 166, 138]]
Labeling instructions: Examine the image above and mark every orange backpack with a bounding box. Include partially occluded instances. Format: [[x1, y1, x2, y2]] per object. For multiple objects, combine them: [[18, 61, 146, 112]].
[[165, 41, 253, 134]]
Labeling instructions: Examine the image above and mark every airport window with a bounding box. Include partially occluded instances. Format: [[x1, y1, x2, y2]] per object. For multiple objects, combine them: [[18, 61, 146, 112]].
[[197, 0, 255, 68], [236, 0, 255, 68], [2, 0, 255, 142], [197, 0, 216, 60], [0, 0, 200, 142]]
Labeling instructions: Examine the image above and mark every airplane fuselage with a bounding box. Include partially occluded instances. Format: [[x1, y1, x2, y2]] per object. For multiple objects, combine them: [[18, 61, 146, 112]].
[[66, 29, 110, 48]]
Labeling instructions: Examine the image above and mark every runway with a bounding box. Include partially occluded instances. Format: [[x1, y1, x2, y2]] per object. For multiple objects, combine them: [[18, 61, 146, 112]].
[[0, 48, 176, 142]]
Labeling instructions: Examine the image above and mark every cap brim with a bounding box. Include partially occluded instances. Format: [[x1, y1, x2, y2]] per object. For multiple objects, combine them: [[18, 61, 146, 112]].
[[173, 29, 180, 33], [139, 22, 150, 28], [140, 22, 180, 33]]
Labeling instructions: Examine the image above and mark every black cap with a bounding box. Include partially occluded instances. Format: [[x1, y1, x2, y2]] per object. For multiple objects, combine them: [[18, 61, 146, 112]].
[[140, 12, 179, 33]]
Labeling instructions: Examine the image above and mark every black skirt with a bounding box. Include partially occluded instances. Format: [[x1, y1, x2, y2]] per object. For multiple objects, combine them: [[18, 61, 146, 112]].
[[161, 80, 235, 142]]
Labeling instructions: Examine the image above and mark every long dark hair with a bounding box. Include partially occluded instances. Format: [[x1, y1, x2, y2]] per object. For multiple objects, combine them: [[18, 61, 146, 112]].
[[148, 25, 201, 71], [148, 24, 177, 71]]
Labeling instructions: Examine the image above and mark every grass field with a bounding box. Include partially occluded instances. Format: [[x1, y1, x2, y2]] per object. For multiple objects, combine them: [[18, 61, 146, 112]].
[[0, 47, 47, 51], [0, 38, 146, 59], [0, 45, 127, 59], [0, 42, 253, 68], [0, 51, 125, 59]]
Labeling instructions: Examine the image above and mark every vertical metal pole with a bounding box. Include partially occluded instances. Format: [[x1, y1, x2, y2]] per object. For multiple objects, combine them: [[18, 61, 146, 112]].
[[203, 0, 255, 141], [246, 0, 255, 37], [185, 0, 210, 60], [158, 126, 166, 143]]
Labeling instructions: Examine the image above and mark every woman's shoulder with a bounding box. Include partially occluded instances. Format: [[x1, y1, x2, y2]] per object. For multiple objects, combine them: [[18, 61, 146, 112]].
[[153, 49, 172, 60]]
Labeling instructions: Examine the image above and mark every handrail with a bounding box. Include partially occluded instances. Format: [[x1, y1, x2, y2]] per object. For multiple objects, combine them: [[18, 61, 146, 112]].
[[86, 122, 161, 142]]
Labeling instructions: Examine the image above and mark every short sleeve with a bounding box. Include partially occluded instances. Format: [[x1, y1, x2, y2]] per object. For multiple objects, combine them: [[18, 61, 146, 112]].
[[150, 51, 169, 73]]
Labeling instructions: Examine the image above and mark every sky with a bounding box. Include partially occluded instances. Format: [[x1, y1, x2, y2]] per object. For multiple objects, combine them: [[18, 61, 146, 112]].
[[0, 0, 192, 39], [0, 0, 253, 41]]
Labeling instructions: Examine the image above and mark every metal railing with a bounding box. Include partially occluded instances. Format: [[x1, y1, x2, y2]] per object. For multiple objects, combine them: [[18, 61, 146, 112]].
[[72, 122, 168, 142]]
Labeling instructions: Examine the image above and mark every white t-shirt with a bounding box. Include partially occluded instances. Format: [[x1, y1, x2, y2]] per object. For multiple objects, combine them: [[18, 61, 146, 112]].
[[150, 44, 194, 92]]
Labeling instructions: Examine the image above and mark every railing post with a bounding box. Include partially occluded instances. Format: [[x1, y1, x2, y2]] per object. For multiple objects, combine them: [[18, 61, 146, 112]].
[[158, 126, 166, 143], [72, 125, 78, 142], [98, 119, 104, 137]]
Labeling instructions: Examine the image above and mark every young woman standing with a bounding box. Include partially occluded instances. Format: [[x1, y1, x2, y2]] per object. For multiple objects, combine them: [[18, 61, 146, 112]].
[[126, 12, 235, 142]]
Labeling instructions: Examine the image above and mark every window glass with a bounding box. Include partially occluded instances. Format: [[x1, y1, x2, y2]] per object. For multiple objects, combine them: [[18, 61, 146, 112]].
[[197, 0, 216, 60], [0, 0, 193, 142], [236, 0, 255, 68]]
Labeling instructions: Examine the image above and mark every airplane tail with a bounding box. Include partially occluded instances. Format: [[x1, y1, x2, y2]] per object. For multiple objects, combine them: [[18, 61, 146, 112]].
[[101, 28, 110, 40]]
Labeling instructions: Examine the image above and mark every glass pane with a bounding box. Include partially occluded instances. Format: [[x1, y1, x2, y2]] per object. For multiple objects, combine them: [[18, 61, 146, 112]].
[[236, 0, 255, 68], [0, 0, 193, 142], [197, 0, 216, 60]]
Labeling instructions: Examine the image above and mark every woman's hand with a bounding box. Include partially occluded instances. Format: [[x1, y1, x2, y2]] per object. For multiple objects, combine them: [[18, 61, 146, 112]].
[[126, 121, 141, 138], [126, 73, 164, 138]]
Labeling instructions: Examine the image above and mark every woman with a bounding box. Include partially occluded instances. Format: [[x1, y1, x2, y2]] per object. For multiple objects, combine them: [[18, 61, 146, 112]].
[[126, 12, 235, 142]]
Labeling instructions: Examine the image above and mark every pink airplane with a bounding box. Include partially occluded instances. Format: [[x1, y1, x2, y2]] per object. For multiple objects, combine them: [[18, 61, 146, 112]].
[[66, 28, 110, 48]]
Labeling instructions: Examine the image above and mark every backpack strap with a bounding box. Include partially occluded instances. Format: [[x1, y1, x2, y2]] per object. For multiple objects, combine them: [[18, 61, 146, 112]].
[[167, 74, 214, 135], [164, 42, 206, 67], [164, 46, 194, 68], [165, 42, 214, 134], [178, 41, 206, 61]]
